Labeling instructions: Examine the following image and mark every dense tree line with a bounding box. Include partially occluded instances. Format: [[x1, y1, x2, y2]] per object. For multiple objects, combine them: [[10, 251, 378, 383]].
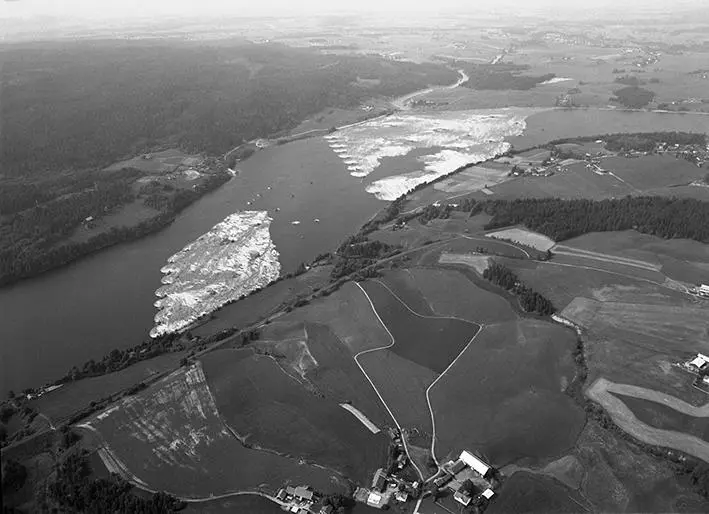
[[56, 332, 182, 384], [482, 197, 709, 243], [1, 459, 27, 493], [483, 263, 555, 315], [48, 451, 185, 513], [330, 237, 400, 280], [2, 39, 456, 177]]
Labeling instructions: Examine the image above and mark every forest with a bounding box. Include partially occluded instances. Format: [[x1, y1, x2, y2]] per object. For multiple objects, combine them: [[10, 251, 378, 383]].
[[48, 451, 185, 513], [1, 38, 456, 177], [482, 197, 709, 243], [483, 262, 555, 316]]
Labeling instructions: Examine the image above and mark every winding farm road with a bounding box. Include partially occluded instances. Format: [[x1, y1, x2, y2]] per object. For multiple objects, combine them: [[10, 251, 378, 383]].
[[355, 279, 484, 480], [587, 377, 709, 463], [353, 281, 426, 481]]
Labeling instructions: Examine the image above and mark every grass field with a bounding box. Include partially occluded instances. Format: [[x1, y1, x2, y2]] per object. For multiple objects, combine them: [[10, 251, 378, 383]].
[[616, 394, 709, 441], [32, 351, 186, 423], [487, 471, 587, 514], [407, 268, 517, 324], [360, 280, 480, 374], [357, 349, 437, 434], [183, 495, 283, 514], [201, 347, 389, 484], [378, 269, 436, 315], [430, 319, 583, 467], [81, 363, 342, 497]]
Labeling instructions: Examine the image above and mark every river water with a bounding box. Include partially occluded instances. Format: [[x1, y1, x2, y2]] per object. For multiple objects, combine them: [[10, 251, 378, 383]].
[[1, 108, 707, 397]]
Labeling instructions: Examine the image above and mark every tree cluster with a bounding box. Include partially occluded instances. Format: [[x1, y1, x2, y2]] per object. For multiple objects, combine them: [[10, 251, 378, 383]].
[[611, 86, 655, 109], [48, 451, 185, 513], [1, 459, 27, 493], [483, 263, 555, 315], [482, 197, 709, 243]]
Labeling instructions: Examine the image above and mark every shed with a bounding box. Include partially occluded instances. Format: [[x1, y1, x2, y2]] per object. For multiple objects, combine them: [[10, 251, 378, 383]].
[[482, 488, 495, 500], [459, 450, 491, 477], [372, 468, 387, 492], [449, 459, 466, 474]]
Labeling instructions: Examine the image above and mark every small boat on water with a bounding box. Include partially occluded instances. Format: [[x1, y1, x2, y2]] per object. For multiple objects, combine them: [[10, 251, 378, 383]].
[[291, 221, 301, 225]]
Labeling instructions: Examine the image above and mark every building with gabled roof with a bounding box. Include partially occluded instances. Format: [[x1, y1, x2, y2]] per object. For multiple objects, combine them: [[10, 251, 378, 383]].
[[454, 491, 472, 506], [459, 450, 491, 477]]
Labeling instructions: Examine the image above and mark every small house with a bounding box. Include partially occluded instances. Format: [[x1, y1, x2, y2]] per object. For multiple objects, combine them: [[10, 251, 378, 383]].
[[367, 491, 384, 508], [689, 353, 709, 372], [454, 491, 472, 506], [482, 488, 495, 500], [293, 486, 314, 502]]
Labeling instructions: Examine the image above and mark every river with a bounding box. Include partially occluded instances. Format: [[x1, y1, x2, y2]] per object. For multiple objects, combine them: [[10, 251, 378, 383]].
[[1, 108, 706, 397]]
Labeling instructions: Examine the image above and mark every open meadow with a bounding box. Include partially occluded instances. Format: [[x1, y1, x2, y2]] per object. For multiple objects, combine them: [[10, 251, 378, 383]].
[[79, 363, 343, 497], [429, 319, 583, 467], [360, 279, 480, 373], [201, 347, 389, 484]]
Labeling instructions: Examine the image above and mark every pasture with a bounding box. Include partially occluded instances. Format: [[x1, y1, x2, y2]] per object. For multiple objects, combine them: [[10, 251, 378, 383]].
[[357, 349, 437, 434], [360, 279, 480, 374], [487, 472, 586, 514], [105, 148, 202, 174], [82, 363, 342, 497], [430, 319, 583, 467], [32, 351, 185, 423], [406, 268, 517, 324], [201, 347, 389, 484], [616, 394, 709, 441]]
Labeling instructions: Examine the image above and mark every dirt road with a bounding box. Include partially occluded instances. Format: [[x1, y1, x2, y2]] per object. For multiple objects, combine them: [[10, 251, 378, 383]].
[[587, 377, 709, 463]]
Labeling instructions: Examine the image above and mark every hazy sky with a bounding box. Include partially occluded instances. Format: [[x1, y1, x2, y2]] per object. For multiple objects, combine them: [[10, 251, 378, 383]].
[[0, 0, 699, 20]]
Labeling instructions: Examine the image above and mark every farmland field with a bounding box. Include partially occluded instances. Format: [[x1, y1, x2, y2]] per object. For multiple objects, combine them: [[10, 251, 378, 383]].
[[202, 347, 389, 483], [360, 279, 480, 373], [357, 349, 437, 434], [81, 363, 342, 497], [430, 319, 583, 466], [616, 394, 709, 441], [487, 471, 587, 514], [31, 351, 186, 423], [406, 268, 517, 323]]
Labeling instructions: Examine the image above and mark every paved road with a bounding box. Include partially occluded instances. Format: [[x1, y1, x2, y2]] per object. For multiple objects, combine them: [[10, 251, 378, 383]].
[[587, 377, 709, 464]]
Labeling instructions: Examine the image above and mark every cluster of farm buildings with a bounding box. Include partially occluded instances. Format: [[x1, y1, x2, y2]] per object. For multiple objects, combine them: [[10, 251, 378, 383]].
[[431, 451, 497, 508], [689, 284, 709, 298], [275, 485, 337, 514], [678, 351, 709, 393]]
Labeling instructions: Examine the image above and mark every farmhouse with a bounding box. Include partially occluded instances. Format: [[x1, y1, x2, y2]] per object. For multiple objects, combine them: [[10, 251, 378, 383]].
[[293, 486, 315, 502], [689, 353, 709, 372], [460, 450, 491, 478], [367, 491, 384, 508], [454, 491, 472, 506]]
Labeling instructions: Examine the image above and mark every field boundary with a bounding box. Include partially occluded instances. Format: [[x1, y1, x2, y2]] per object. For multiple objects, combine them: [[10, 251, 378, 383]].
[[425, 324, 485, 472], [354, 281, 425, 480]]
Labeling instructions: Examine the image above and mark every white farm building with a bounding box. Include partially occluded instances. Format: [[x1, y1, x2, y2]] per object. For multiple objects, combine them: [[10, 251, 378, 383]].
[[689, 353, 709, 372], [459, 450, 491, 477]]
